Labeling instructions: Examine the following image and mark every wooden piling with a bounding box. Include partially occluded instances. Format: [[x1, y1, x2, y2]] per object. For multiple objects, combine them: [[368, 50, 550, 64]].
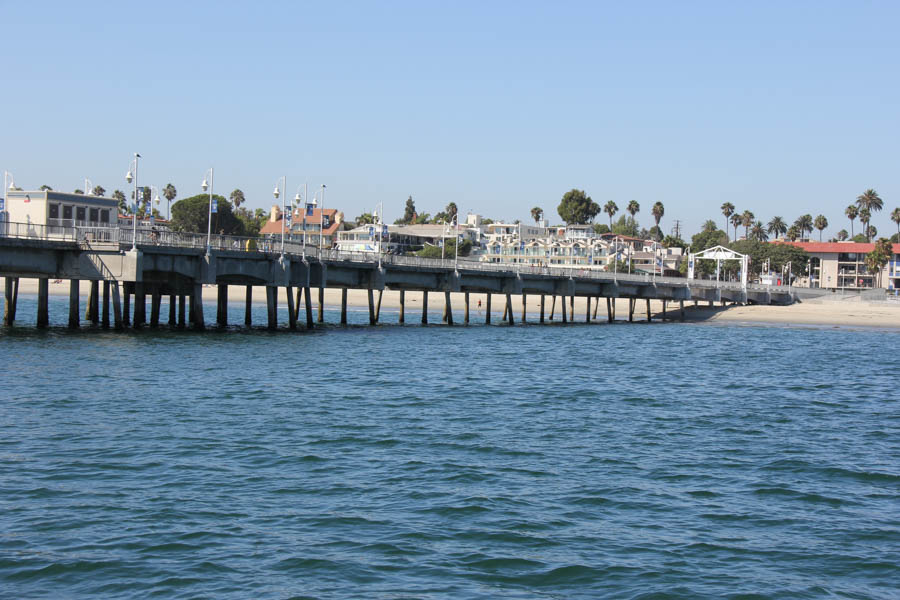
[[304, 287, 314, 328], [191, 283, 205, 330], [662, 301, 667, 321], [340, 289, 348, 325], [561, 294, 567, 323], [245, 286, 252, 326], [111, 282, 123, 329], [375, 290, 383, 322], [539, 294, 545, 324], [178, 295, 186, 329], [168, 294, 176, 327], [606, 297, 613, 323], [217, 284, 228, 326], [570, 295, 575, 321], [485, 294, 491, 324], [628, 298, 634, 322], [421, 291, 428, 324], [4, 277, 18, 326], [399, 290, 405, 324], [286, 286, 297, 329], [464, 292, 470, 324], [150, 290, 161, 327], [123, 286, 131, 327], [593, 296, 600, 319], [266, 286, 277, 330], [133, 283, 145, 328], [317, 287, 324, 323], [294, 287, 302, 322], [445, 291, 453, 325], [586, 296, 591, 322], [37, 278, 49, 328], [506, 293, 514, 325], [521, 294, 526, 323], [680, 299, 685, 321], [68, 279, 80, 329], [86, 280, 99, 324], [646, 298, 651, 322], [368, 288, 376, 325], [549, 295, 556, 320]]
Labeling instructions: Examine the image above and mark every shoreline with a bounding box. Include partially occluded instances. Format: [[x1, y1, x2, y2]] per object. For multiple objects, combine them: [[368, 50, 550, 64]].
[[6, 278, 900, 329]]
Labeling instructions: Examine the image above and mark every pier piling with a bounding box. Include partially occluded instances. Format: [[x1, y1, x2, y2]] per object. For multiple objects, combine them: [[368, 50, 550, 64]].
[[421, 291, 428, 324], [286, 286, 297, 329], [586, 296, 591, 322], [304, 286, 313, 328], [111, 282, 122, 329], [540, 294, 545, 324], [445, 291, 453, 325], [217, 284, 228, 326], [506, 293, 514, 325], [102, 282, 111, 328], [368, 288, 376, 325], [549, 296, 555, 321], [150, 290, 161, 327], [376, 290, 383, 323], [37, 278, 49, 328], [168, 294, 176, 327], [341, 288, 348, 325], [178, 295, 186, 329], [68, 279, 80, 329], [4, 277, 18, 326], [266, 286, 277, 330], [561, 294, 567, 323], [464, 292, 470, 324], [521, 294, 526, 323], [133, 283, 146, 328], [191, 284, 205, 330], [399, 290, 405, 324], [317, 287, 324, 323], [607, 297, 613, 323], [245, 286, 252, 326], [646, 299, 651, 322], [485, 294, 491, 324]]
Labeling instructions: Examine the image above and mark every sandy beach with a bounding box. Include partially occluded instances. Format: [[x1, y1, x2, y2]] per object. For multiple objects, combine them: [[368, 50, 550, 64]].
[[6, 278, 900, 329]]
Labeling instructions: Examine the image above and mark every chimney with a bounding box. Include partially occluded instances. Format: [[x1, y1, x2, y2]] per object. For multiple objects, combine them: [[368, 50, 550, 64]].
[[270, 204, 281, 222]]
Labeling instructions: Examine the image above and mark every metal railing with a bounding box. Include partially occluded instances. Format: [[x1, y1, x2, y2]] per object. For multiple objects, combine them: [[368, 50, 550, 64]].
[[1, 221, 775, 293]]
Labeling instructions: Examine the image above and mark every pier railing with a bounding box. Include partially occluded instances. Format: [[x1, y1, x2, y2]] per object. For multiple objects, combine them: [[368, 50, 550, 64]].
[[1, 222, 775, 292]]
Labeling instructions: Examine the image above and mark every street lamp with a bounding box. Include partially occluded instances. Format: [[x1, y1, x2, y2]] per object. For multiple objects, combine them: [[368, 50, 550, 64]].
[[201, 167, 214, 254], [294, 184, 309, 260], [84, 178, 93, 196], [373, 201, 384, 268], [273, 176, 286, 256], [318, 184, 326, 255], [147, 185, 161, 223], [1, 171, 12, 221], [125, 153, 140, 250]]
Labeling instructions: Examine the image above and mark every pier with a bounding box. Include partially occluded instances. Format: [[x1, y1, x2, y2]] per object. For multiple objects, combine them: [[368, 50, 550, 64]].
[[1, 225, 796, 330]]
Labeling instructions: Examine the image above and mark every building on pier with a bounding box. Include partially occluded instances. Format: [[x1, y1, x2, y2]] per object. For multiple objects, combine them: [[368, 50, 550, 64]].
[[780, 241, 900, 290], [4, 190, 117, 232]]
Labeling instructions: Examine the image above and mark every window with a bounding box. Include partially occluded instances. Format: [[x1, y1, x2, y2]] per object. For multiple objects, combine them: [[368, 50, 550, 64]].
[[89, 208, 99, 222], [76, 207, 86, 221], [49, 204, 59, 219], [63, 205, 73, 219], [100, 210, 109, 223]]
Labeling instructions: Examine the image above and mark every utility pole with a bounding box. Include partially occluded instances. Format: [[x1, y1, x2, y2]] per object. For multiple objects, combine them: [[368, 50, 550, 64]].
[[671, 219, 682, 240]]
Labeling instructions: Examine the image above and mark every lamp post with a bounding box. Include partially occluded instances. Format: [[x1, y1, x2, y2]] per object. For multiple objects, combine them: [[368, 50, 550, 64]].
[[84, 178, 93, 196], [373, 201, 384, 268], [294, 184, 307, 259], [125, 153, 140, 250], [273, 176, 286, 256], [1, 170, 12, 223], [318, 184, 326, 255], [147, 185, 161, 222], [201, 167, 214, 254]]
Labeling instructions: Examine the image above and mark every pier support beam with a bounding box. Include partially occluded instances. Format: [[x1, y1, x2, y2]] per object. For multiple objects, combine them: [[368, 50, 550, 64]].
[[445, 291, 453, 325], [521, 294, 526, 323], [168, 294, 176, 327], [421, 291, 428, 324], [662, 301, 667, 321], [286, 286, 297, 330], [399, 290, 405, 324], [178, 295, 186, 329], [607, 297, 613, 323], [266, 286, 277, 330], [37, 278, 49, 328], [217, 284, 228, 326], [190, 284, 205, 330], [133, 283, 146, 328], [102, 282, 111, 328], [68, 279, 80, 329], [368, 288, 376, 325], [593, 296, 600, 320], [540, 294, 545, 324], [86, 280, 99, 324], [150, 290, 161, 327], [506, 293, 514, 325], [317, 287, 324, 323], [485, 294, 491, 324], [464, 292, 470, 325], [304, 287, 314, 329], [628, 298, 634, 322], [245, 286, 252, 326], [123, 286, 131, 327], [293, 288, 302, 323], [376, 290, 383, 322], [341, 289, 348, 325], [570, 295, 575, 322], [680, 300, 685, 321], [111, 282, 122, 329], [4, 277, 19, 326], [586, 296, 591, 323], [646, 298, 651, 322], [549, 295, 556, 321], [561, 294, 567, 323]]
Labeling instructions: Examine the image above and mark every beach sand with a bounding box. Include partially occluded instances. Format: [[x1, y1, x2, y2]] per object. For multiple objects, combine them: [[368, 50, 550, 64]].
[[6, 278, 900, 329]]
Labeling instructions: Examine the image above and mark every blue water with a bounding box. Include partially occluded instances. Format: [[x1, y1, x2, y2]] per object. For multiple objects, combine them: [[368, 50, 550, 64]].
[[1, 294, 899, 599]]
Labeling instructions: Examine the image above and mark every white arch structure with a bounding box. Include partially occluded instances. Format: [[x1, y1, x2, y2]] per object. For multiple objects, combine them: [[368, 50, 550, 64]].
[[687, 245, 749, 289]]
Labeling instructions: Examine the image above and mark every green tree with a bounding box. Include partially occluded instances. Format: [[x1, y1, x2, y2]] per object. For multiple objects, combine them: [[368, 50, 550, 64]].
[[530, 206, 543, 224], [786, 225, 800, 241], [416, 238, 472, 258], [750, 220, 768, 241], [837, 229, 849, 241], [39, 184, 53, 191], [395, 196, 416, 224], [170, 194, 245, 235], [857, 189, 883, 242], [112, 190, 127, 214], [163, 183, 177, 219], [814, 215, 828, 241], [721, 202, 735, 242], [356, 212, 375, 225], [73, 189, 84, 195], [851, 233, 868, 243], [626, 199, 640, 224], [592, 223, 610, 234], [741, 210, 755, 239], [794, 214, 813, 240], [603, 200, 618, 229], [662, 235, 686, 250], [767, 216, 787, 239], [845, 205, 858, 237], [702, 219, 718, 232], [445, 202, 458, 223], [891, 207, 900, 240], [92, 185, 106, 197], [230, 189, 246, 209], [729, 213, 742, 241], [865, 238, 893, 287], [611, 214, 639, 237], [557, 189, 600, 224], [651, 201, 664, 240], [858, 208, 871, 241]]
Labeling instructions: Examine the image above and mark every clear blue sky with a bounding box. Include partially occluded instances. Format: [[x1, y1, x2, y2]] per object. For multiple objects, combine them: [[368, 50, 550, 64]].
[[2, 1, 898, 238]]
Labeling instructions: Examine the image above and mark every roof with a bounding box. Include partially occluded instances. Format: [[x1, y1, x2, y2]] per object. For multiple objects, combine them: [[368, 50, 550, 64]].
[[259, 207, 341, 236], [776, 241, 900, 254]]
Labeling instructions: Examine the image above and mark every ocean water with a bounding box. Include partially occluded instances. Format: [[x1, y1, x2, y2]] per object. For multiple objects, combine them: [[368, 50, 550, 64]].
[[1, 294, 898, 599]]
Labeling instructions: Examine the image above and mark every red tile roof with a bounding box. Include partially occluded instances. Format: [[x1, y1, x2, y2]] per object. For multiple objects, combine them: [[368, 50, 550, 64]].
[[775, 241, 900, 254], [259, 208, 341, 236]]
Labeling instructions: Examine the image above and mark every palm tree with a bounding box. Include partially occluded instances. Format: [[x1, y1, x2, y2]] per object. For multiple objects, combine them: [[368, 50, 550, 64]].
[[163, 183, 177, 220], [859, 208, 871, 240], [39, 184, 53, 191], [603, 201, 618, 229], [627, 200, 640, 223], [786, 225, 800, 242], [651, 201, 664, 240], [92, 185, 106, 197], [702, 219, 718, 232], [530, 207, 543, 224], [721, 202, 735, 242], [767, 216, 787, 239], [230, 189, 246, 209], [837, 229, 848, 241], [857, 189, 883, 242], [794, 214, 813, 240], [741, 210, 754, 239], [813, 215, 828, 241], [750, 220, 768, 241], [729, 213, 742, 241], [845, 205, 858, 237], [891, 207, 900, 240], [112, 190, 127, 214]]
